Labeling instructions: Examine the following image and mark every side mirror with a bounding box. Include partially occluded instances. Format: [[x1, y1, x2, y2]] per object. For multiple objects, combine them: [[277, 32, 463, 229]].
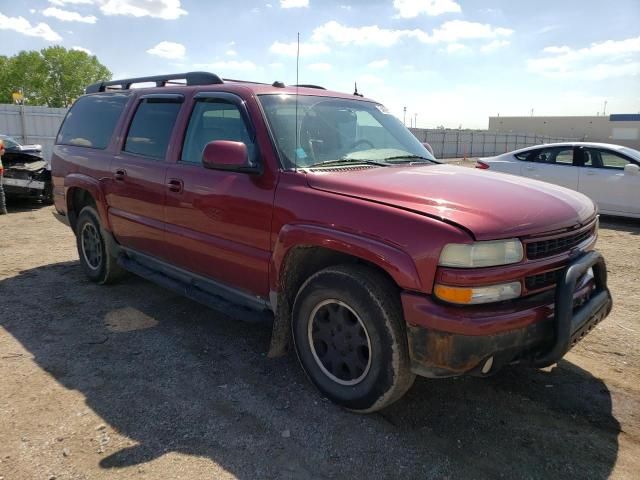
[[624, 163, 639, 175], [202, 140, 260, 174]]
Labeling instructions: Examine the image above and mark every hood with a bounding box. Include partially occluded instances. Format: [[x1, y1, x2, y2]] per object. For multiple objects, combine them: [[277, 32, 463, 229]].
[[12, 144, 42, 153], [305, 164, 596, 240]]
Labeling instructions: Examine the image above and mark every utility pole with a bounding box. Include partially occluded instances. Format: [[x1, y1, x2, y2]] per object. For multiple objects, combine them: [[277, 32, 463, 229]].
[[603, 100, 608, 116], [414, 113, 417, 129], [530, 108, 534, 117], [403, 106, 407, 126]]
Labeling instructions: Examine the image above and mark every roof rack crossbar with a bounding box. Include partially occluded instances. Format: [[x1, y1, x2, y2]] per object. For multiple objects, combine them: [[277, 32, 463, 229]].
[[292, 84, 326, 90], [222, 78, 270, 85], [85, 71, 224, 94]]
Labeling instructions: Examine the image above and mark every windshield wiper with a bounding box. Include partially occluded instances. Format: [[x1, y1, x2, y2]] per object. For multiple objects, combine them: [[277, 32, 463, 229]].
[[381, 155, 437, 164], [306, 158, 390, 168]]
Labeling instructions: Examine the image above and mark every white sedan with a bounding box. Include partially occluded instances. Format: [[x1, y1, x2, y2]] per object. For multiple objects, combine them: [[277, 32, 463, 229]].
[[477, 142, 640, 218]]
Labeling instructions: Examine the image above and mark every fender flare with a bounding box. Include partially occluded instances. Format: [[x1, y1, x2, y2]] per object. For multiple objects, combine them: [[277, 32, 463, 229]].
[[270, 223, 422, 293], [266, 223, 422, 358], [64, 173, 111, 231]]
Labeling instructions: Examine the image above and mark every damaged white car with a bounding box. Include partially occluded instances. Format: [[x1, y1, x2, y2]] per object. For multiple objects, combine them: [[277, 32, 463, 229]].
[[0, 135, 53, 204]]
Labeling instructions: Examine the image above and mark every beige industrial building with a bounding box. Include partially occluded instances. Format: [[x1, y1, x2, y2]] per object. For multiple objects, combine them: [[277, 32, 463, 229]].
[[488, 114, 640, 150]]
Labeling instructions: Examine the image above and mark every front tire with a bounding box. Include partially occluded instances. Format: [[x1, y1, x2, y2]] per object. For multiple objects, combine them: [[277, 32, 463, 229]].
[[292, 265, 415, 413], [75, 206, 125, 284]]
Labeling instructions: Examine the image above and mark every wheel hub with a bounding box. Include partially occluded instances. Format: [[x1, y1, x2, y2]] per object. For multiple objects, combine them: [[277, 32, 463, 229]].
[[81, 223, 103, 270], [307, 299, 372, 386]]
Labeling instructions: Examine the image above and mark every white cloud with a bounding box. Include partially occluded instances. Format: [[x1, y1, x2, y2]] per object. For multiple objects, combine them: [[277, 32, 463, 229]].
[[268, 62, 283, 68], [147, 41, 186, 59], [308, 62, 332, 71], [269, 40, 330, 56], [42, 7, 97, 23], [0, 11, 62, 41], [367, 59, 389, 69], [446, 43, 468, 53], [72, 45, 93, 54], [197, 60, 257, 71], [311, 20, 422, 47], [394, 0, 461, 18], [528, 36, 640, 79], [226, 49, 237, 56], [429, 20, 513, 43], [542, 45, 571, 54], [29, 8, 37, 13], [480, 40, 510, 53], [305, 20, 511, 48], [100, 0, 186, 20], [280, 0, 308, 7], [48, 0, 94, 5]]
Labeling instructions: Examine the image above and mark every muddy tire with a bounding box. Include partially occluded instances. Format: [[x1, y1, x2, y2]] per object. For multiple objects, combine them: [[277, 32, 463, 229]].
[[292, 265, 415, 413], [75, 206, 126, 284]]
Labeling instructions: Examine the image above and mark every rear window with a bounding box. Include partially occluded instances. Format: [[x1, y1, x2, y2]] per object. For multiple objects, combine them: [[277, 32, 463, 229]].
[[57, 93, 129, 149]]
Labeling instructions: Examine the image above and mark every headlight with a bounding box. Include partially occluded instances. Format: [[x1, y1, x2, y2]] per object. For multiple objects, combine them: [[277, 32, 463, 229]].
[[434, 281, 522, 305], [439, 239, 523, 268]]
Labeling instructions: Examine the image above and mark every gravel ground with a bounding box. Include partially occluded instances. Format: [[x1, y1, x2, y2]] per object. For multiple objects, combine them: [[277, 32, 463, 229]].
[[0, 199, 639, 480]]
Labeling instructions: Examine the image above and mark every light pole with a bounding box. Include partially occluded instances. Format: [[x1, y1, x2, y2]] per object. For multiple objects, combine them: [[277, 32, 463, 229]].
[[403, 106, 407, 126], [603, 100, 608, 116], [414, 113, 417, 128]]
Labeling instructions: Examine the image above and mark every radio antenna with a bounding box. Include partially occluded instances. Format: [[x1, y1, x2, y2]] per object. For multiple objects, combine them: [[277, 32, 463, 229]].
[[294, 32, 300, 171]]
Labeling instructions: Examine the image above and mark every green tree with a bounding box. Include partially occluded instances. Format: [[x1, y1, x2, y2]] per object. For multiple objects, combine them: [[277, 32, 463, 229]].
[[0, 46, 111, 107]]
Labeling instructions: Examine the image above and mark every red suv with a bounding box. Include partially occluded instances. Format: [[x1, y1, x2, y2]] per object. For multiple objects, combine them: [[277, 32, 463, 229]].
[[52, 72, 612, 412]]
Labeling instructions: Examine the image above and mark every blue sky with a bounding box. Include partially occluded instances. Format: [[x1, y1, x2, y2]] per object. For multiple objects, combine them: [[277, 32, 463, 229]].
[[1, 0, 639, 128]]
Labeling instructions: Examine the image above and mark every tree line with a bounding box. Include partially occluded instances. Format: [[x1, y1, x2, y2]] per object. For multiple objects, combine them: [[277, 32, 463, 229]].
[[0, 46, 111, 108]]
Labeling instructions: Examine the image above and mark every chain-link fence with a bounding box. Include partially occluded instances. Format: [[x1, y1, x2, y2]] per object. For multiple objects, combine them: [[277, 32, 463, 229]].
[[409, 128, 580, 159]]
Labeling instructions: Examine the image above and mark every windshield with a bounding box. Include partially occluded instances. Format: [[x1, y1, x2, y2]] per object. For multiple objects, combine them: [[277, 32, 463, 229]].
[[620, 146, 640, 162], [259, 94, 436, 168], [0, 136, 19, 149]]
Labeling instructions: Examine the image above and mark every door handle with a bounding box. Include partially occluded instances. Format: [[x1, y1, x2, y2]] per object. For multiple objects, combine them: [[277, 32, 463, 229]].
[[167, 178, 184, 193], [525, 165, 535, 170], [585, 170, 596, 175], [114, 169, 126, 181]]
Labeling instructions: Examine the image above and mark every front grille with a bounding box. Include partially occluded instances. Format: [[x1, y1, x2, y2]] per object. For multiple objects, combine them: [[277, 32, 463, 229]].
[[525, 270, 561, 291], [526, 227, 594, 260]]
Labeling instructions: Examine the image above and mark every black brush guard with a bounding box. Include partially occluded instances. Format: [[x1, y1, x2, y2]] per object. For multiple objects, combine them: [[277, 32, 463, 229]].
[[533, 251, 612, 367]]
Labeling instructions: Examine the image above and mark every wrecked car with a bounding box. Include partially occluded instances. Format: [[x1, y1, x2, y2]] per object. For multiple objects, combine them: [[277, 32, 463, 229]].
[[0, 135, 53, 204]]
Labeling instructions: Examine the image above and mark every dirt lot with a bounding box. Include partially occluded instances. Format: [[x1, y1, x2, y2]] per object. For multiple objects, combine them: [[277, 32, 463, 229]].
[[1, 200, 639, 480]]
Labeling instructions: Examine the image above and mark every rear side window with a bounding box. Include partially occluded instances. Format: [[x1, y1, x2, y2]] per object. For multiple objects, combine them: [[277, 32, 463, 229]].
[[57, 93, 129, 149], [530, 147, 573, 165], [124, 98, 182, 159], [514, 151, 532, 160]]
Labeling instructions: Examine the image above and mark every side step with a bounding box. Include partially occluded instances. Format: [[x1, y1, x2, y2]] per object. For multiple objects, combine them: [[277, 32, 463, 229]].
[[118, 255, 273, 324]]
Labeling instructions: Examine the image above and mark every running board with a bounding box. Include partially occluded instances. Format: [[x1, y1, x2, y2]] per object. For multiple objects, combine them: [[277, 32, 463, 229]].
[[118, 255, 273, 324]]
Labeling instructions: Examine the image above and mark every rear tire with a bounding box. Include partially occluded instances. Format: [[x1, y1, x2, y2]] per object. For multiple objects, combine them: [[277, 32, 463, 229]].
[[292, 265, 415, 413], [75, 206, 126, 284]]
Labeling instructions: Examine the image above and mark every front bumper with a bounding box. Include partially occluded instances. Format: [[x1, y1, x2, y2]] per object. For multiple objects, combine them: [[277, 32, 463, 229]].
[[403, 251, 612, 378]]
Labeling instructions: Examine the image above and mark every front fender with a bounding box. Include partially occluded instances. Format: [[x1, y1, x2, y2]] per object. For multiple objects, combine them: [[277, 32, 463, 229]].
[[270, 223, 422, 293]]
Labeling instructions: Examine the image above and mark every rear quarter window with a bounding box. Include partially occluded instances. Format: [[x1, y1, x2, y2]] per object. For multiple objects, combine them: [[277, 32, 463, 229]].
[[514, 151, 532, 160], [57, 93, 129, 150]]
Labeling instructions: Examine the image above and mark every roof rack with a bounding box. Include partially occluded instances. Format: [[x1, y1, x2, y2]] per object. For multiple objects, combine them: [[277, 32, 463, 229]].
[[223, 78, 270, 86], [292, 84, 326, 90], [85, 71, 223, 94]]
